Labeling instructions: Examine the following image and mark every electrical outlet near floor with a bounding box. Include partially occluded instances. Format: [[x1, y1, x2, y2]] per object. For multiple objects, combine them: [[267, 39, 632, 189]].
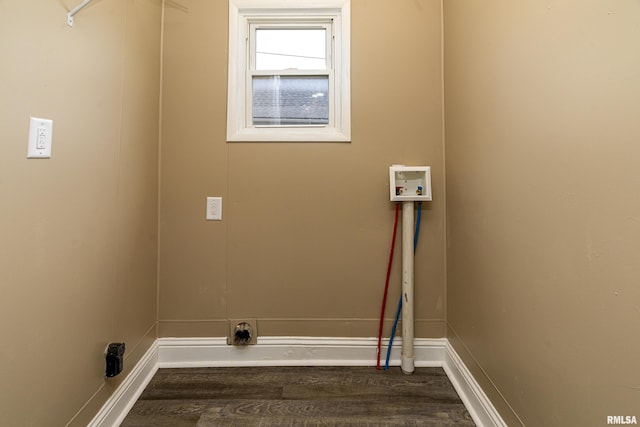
[[227, 318, 258, 346]]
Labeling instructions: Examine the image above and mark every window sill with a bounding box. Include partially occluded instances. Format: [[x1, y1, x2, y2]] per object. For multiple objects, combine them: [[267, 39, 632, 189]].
[[226, 128, 351, 142]]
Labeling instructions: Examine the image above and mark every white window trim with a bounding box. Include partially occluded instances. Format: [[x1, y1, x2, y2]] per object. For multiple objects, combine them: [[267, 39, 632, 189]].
[[227, 0, 351, 142]]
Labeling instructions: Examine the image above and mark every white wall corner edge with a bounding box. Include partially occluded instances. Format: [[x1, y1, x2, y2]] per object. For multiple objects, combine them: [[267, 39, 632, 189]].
[[86, 341, 159, 427], [88, 337, 506, 427], [442, 341, 508, 427]]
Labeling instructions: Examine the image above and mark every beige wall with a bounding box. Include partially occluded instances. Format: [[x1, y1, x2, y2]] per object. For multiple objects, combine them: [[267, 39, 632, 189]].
[[444, 0, 640, 425], [0, 1, 161, 425], [8, 0, 636, 425], [159, 0, 446, 338]]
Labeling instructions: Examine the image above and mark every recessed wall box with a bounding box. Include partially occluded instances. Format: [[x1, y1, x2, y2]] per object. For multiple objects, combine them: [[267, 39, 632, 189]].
[[389, 165, 432, 202], [227, 318, 258, 346], [105, 342, 125, 377]]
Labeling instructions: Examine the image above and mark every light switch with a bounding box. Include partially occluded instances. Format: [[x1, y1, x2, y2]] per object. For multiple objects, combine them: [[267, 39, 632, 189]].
[[206, 197, 222, 220], [27, 117, 53, 158], [36, 128, 47, 149]]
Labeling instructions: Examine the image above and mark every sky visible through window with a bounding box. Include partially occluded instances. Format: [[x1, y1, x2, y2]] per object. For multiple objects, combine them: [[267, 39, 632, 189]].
[[255, 29, 327, 70]]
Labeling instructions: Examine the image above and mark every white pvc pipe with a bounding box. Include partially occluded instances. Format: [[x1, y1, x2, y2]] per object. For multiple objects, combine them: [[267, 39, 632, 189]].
[[401, 201, 415, 374]]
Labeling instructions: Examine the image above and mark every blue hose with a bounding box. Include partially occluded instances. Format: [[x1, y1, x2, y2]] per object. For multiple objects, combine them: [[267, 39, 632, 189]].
[[414, 201, 422, 251], [384, 202, 422, 370]]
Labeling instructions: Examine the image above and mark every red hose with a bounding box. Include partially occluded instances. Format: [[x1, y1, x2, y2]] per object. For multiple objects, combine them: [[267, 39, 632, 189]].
[[376, 203, 400, 369]]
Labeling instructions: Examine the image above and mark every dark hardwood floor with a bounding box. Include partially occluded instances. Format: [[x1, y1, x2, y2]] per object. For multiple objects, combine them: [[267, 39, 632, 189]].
[[121, 366, 476, 426]]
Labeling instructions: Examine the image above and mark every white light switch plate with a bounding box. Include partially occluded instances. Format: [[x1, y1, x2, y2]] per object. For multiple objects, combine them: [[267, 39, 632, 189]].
[[27, 117, 53, 159], [206, 197, 222, 220]]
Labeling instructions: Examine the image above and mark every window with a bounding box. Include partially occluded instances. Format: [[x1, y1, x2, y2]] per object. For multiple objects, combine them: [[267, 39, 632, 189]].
[[227, 0, 351, 142], [251, 25, 330, 126]]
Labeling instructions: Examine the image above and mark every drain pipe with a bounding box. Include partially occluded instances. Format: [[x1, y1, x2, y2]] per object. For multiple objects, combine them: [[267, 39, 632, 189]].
[[401, 201, 415, 374], [389, 165, 431, 375]]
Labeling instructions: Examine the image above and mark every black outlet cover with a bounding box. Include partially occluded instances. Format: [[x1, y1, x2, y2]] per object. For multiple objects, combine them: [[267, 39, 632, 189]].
[[105, 342, 125, 377]]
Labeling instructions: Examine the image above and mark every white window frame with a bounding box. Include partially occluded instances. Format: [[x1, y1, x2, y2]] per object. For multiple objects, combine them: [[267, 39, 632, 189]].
[[227, 0, 351, 142], [248, 20, 333, 127]]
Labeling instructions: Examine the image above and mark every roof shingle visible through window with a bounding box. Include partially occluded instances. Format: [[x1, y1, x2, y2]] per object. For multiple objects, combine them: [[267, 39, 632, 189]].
[[252, 76, 329, 125]]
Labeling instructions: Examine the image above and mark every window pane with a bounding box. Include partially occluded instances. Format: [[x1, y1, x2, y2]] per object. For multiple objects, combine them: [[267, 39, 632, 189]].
[[255, 29, 326, 70], [252, 76, 329, 126]]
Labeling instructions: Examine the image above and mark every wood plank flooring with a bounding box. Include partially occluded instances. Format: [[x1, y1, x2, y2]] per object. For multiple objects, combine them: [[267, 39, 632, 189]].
[[121, 366, 476, 427]]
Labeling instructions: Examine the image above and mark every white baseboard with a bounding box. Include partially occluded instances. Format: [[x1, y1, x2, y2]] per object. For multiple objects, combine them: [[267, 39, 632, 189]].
[[157, 336, 445, 368], [443, 341, 507, 427], [92, 337, 505, 427], [87, 341, 159, 427]]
